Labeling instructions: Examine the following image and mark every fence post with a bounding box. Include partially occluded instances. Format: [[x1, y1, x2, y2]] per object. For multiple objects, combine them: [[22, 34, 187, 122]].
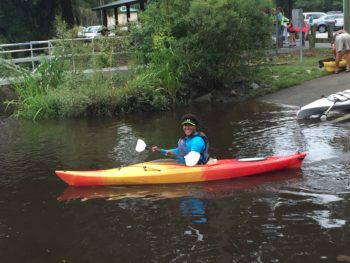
[[30, 42, 35, 71], [328, 24, 334, 41], [48, 40, 52, 60], [309, 25, 316, 49], [71, 39, 75, 72]]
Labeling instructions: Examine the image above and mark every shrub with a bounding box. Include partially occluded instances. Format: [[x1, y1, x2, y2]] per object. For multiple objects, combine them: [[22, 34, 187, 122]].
[[131, 0, 273, 100]]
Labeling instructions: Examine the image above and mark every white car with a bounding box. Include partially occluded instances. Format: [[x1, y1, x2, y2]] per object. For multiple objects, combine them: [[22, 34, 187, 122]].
[[316, 14, 343, 33], [78, 25, 104, 39], [303, 12, 327, 26], [335, 17, 344, 30]]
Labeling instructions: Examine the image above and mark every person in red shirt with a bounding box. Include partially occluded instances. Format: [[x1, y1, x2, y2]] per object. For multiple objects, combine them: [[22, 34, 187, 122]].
[[287, 21, 296, 47]]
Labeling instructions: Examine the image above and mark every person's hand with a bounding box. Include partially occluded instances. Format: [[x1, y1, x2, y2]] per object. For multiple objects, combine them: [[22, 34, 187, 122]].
[[152, 146, 160, 153]]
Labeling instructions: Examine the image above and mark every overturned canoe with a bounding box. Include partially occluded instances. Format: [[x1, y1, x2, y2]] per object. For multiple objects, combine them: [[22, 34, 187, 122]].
[[297, 89, 350, 119]]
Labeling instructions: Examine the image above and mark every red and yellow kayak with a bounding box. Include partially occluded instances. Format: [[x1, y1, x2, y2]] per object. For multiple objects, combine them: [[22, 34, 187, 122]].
[[55, 152, 307, 187], [57, 169, 302, 201]]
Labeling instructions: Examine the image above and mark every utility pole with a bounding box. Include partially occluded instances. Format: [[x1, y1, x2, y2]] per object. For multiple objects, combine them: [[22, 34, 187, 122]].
[[345, 0, 350, 32]]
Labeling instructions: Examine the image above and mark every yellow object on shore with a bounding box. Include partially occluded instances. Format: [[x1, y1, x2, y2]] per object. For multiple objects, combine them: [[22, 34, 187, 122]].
[[323, 59, 347, 72]]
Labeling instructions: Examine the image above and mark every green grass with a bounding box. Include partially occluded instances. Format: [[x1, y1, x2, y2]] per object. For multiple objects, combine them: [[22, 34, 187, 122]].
[[3, 46, 337, 120], [256, 49, 333, 92]]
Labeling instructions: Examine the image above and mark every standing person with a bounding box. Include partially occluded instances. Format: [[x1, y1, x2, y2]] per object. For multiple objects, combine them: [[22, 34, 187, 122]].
[[283, 20, 289, 45], [332, 30, 350, 73], [287, 20, 296, 47], [151, 113, 209, 166], [276, 7, 285, 47], [302, 20, 308, 46], [308, 15, 314, 27]]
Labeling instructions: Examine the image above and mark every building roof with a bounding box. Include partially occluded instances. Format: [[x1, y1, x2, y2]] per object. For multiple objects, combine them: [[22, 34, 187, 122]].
[[92, 0, 143, 11]]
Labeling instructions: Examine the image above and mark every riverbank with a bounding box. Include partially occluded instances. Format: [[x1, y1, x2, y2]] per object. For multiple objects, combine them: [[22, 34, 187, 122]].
[[0, 48, 335, 119]]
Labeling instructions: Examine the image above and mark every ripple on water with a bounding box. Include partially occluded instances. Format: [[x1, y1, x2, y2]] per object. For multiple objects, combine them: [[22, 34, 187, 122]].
[[309, 210, 346, 229]]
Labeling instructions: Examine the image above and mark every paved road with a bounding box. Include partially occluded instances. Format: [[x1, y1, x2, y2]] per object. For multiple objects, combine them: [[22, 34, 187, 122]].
[[260, 71, 350, 107]]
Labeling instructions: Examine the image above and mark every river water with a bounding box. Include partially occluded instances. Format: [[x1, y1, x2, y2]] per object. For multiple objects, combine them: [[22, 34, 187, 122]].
[[1, 100, 350, 262]]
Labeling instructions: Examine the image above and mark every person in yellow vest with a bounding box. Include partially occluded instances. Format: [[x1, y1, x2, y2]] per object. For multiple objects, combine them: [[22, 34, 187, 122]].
[[276, 7, 285, 46]]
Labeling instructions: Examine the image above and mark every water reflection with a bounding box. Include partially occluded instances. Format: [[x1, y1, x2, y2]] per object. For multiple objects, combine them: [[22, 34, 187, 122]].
[[179, 197, 208, 223], [310, 210, 346, 229], [3, 100, 350, 262]]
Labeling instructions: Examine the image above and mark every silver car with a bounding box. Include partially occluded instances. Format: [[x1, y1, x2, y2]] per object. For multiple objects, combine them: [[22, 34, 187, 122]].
[[303, 12, 327, 26], [316, 14, 343, 33]]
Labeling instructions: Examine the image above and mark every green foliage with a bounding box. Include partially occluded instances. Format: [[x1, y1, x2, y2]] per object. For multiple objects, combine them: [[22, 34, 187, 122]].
[[3, 18, 135, 120], [0, 0, 102, 42], [131, 0, 273, 99], [184, 0, 272, 81], [255, 50, 329, 92], [293, 0, 342, 12], [4, 57, 65, 120], [119, 68, 170, 112], [4, 0, 333, 121]]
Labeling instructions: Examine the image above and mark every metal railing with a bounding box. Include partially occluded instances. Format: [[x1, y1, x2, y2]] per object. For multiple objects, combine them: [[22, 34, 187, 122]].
[[0, 40, 54, 71], [0, 36, 128, 73]]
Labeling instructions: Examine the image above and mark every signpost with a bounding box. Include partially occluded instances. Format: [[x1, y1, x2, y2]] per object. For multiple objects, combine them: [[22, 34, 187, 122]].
[[292, 8, 304, 62], [345, 0, 350, 32]]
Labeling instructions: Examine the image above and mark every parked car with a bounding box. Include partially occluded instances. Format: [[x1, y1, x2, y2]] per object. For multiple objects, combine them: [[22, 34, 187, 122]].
[[76, 26, 86, 37], [326, 11, 342, 15], [77, 25, 107, 39], [303, 12, 327, 26], [316, 14, 343, 33], [335, 17, 344, 30]]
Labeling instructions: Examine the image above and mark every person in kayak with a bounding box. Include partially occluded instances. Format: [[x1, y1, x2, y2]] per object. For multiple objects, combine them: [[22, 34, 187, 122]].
[[151, 113, 209, 166]]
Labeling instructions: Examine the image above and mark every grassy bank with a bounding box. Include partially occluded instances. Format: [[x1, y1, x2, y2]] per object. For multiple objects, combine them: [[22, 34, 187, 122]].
[[1, 48, 334, 120], [256, 49, 332, 93]]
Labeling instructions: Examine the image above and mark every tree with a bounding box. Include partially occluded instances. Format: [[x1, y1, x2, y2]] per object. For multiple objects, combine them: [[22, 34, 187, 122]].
[[0, 0, 58, 42], [293, 0, 342, 12], [131, 0, 273, 101], [0, 0, 101, 42], [61, 0, 75, 28]]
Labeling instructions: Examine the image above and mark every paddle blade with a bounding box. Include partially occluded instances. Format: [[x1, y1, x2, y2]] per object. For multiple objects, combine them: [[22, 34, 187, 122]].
[[184, 151, 200, 166], [135, 139, 147, 152]]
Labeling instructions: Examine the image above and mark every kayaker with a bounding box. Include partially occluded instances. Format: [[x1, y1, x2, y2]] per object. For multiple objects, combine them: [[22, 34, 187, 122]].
[[151, 113, 209, 166]]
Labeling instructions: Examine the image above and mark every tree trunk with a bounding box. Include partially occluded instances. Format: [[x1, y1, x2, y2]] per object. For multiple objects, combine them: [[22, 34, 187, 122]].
[[61, 0, 75, 27]]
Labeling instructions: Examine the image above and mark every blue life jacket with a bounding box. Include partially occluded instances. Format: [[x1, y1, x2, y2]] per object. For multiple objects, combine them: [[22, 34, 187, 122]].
[[177, 131, 209, 164]]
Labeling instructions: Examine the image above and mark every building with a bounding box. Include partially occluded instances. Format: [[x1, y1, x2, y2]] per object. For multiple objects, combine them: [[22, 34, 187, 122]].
[[92, 0, 147, 26]]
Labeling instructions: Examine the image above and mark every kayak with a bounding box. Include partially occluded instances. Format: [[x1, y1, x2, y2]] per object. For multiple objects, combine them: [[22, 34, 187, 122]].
[[297, 89, 350, 119], [55, 152, 307, 186], [319, 58, 346, 73], [58, 169, 302, 201]]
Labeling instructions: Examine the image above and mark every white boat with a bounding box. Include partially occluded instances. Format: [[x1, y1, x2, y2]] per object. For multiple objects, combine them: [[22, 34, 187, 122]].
[[297, 90, 350, 120]]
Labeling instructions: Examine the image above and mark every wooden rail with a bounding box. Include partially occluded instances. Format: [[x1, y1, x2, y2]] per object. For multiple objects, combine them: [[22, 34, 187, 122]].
[[308, 25, 334, 49]]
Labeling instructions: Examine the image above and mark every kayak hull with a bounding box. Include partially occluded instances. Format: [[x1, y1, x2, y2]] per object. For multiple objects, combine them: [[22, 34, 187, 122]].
[[297, 90, 350, 119], [55, 152, 307, 186]]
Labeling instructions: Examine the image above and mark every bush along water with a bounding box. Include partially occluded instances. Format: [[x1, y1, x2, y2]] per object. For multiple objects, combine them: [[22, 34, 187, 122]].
[[4, 0, 275, 120], [131, 0, 273, 102]]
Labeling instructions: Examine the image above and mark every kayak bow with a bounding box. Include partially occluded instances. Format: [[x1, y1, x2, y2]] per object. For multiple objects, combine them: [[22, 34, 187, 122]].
[[55, 152, 307, 187]]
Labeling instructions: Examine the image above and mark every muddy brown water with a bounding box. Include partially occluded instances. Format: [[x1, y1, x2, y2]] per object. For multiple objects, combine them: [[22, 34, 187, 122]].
[[1, 100, 350, 262]]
